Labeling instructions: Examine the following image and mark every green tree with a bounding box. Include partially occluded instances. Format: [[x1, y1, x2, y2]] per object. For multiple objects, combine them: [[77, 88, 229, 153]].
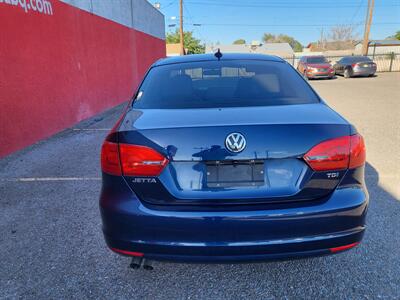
[[262, 33, 275, 42], [233, 39, 246, 45], [391, 30, 400, 40], [262, 33, 303, 52], [166, 29, 205, 54]]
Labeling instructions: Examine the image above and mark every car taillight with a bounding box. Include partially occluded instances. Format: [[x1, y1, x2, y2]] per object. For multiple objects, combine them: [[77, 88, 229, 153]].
[[304, 136, 350, 171], [101, 141, 122, 175], [304, 134, 365, 171], [101, 142, 168, 176], [349, 134, 366, 169], [119, 143, 168, 176]]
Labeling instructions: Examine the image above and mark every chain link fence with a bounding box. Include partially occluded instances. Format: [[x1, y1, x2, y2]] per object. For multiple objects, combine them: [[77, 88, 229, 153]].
[[283, 52, 400, 72]]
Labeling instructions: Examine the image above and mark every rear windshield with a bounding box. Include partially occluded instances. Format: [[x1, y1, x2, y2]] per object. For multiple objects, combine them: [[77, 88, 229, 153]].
[[306, 57, 328, 64], [133, 60, 319, 109], [345, 56, 372, 63]]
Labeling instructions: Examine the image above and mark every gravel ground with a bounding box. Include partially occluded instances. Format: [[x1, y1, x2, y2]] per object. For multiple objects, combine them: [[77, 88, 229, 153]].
[[0, 73, 399, 299]]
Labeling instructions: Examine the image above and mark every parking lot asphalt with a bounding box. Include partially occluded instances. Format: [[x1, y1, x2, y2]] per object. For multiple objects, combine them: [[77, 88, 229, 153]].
[[1, 73, 399, 299]]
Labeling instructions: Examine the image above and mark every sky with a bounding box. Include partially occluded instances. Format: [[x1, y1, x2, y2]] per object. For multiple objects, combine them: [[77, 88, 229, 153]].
[[154, 0, 400, 46]]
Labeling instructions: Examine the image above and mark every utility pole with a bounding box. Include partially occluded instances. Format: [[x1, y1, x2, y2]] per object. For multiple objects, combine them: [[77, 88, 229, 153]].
[[179, 0, 185, 55], [363, 0, 371, 37], [319, 28, 324, 50], [362, 0, 374, 56]]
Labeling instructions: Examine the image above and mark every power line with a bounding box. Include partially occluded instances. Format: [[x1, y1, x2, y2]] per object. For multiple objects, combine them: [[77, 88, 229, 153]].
[[159, 0, 177, 10], [184, 1, 399, 8], [350, 0, 366, 24], [183, 0, 394, 3], [183, 2, 208, 44], [182, 22, 398, 27]]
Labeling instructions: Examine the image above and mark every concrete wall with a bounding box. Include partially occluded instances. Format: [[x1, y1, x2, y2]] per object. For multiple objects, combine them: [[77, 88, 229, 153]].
[[60, 0, 165, 39], [0, 0, 165, 158]]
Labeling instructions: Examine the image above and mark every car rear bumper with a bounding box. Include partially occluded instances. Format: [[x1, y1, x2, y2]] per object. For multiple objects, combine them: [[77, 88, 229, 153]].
[[353, 67, 376, 76], [100, 181, 368, 263], [306, 71, 334, 79], [104, 228, 364, 263]]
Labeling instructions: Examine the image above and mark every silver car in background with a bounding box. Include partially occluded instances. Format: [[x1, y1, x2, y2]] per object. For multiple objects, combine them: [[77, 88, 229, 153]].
[[333, 56, 377, 78]]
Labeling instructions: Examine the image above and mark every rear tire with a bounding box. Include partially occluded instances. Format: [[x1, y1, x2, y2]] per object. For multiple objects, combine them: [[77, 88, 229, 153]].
[[344, 68, 351, 79]]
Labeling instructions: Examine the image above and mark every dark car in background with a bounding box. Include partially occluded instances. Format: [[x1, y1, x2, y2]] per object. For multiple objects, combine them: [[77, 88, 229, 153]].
[[333, 56, 377, 78], [297, 55, 335, 79], [100, 53, 368, 264]]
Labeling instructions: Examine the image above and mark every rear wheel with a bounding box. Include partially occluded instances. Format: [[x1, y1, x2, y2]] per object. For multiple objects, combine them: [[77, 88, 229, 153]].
[[344, 68, 351, 79]]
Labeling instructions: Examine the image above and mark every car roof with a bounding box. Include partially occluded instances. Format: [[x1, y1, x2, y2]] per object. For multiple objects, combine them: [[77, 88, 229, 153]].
[[342, 55, 368, 58], [340, 56, 370, 61], [153, 53, 285, 67], [303, 55, 326, 58]]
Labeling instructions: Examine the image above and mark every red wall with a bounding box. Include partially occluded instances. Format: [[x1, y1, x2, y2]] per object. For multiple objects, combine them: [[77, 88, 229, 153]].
[[0, 1, 165, 158]]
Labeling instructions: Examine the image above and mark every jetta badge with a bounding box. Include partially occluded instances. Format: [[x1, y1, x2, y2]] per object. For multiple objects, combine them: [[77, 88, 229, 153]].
[[225, 133, 246, 153]]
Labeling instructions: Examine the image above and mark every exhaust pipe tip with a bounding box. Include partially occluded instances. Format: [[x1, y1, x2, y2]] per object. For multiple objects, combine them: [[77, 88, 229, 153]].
[[129, 257, 143, 269], [142, 259, 154, 270]]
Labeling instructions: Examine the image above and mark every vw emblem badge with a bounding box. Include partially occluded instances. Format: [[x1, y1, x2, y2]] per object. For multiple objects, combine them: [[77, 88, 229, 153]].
[[225, 133, 246, 153]]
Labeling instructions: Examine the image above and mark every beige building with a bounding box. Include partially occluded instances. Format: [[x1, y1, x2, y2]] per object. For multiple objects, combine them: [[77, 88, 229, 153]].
[[166, 43, 187, 56], [206, 42, 294, 58]]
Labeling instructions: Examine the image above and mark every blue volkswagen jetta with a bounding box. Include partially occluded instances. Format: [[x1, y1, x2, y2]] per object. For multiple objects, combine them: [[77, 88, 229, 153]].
[[100, 53, 368, 265]]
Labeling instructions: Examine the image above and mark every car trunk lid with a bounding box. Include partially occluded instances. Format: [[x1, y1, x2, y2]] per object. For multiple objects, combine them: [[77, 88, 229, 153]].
[[118, 104, 351, 205]]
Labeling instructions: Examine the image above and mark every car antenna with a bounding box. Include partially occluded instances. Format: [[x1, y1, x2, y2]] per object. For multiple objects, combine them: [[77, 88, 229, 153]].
[[214, 48, 222, 60]]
